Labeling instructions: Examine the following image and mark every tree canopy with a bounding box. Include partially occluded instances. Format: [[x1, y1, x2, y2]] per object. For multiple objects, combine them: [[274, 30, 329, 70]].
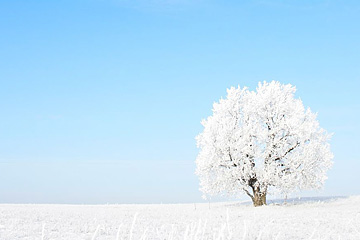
[[195, 81, 333, 206]]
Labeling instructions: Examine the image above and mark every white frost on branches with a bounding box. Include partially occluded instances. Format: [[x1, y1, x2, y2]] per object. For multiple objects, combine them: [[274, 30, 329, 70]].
[[195, 81, 333, 199]]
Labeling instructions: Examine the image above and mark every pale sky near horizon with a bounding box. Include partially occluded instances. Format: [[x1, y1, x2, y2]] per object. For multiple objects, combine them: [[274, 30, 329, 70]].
[[0, 0, 359, 204]]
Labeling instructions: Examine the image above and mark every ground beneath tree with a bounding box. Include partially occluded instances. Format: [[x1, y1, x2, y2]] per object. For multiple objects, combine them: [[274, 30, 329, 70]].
[[0, 196, 359, 239]]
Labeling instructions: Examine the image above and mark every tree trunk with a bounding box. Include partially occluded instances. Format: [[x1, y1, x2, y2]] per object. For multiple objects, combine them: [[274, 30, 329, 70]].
[[251, 187, 267, 207]]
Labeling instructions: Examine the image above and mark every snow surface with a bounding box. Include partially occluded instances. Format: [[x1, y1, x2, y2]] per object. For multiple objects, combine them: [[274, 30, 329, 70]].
[[0, 196, 359, 239]]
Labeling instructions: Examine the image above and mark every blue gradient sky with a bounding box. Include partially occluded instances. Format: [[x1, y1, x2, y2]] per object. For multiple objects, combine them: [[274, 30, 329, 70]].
[[0, 0, 359, 204]]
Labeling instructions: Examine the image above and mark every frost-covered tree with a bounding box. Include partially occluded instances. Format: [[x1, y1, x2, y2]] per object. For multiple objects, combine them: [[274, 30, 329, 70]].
[[195, 81, 333, 206]]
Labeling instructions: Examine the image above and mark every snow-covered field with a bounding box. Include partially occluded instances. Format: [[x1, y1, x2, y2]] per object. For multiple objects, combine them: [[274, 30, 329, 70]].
[[0, 196, 359, 240]]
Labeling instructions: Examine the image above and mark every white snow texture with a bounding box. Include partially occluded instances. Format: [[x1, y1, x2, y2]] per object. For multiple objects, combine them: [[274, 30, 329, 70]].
[[0, 197, 359, 239]]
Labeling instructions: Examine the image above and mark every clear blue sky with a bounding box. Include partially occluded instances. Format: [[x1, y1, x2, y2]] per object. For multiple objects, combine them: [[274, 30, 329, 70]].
[[0, 0, 359, 204]]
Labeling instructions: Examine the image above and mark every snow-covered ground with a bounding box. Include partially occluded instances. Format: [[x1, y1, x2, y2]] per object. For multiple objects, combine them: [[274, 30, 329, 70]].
[[0, 196, 359, 240]]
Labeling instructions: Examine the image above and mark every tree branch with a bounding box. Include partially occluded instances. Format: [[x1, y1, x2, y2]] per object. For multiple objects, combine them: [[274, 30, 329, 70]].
[[274, 141, 300, 161], [228, 148, 238, 167], [243, 188, 254, 200]]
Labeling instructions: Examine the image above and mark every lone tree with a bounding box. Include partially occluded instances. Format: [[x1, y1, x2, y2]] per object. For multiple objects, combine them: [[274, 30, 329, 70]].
[[195, 81, 333, 206]]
